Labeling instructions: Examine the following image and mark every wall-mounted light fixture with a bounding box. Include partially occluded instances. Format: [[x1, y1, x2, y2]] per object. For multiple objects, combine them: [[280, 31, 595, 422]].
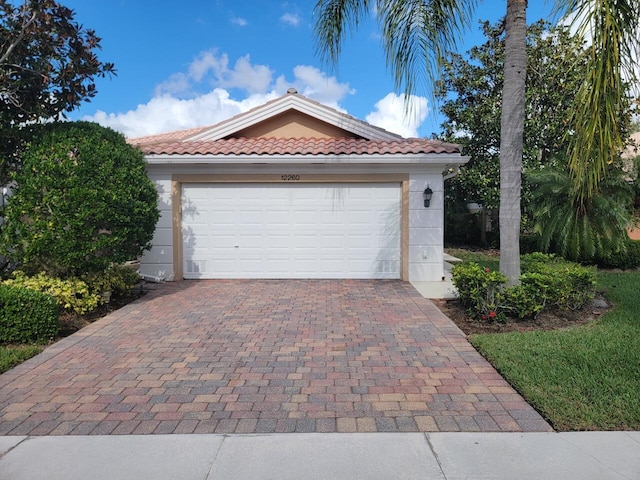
[[423, 187, 433, 208]]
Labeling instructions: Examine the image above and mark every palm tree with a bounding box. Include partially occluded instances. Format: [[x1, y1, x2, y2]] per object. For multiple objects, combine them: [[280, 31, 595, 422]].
[[314, 0, 639, 285]]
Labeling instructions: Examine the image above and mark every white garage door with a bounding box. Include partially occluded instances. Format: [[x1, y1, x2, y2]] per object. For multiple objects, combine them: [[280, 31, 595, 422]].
[[181, 183, 401, 279]]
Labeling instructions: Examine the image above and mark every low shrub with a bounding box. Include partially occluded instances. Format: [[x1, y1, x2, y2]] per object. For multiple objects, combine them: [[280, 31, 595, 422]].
[[3, 271, 100, 314], [595, 240, 640, 270], [452, 253, 596, 321], [451, 262, 508, 321], [83, 264, 140, 297], [0, 284, 59, 344]]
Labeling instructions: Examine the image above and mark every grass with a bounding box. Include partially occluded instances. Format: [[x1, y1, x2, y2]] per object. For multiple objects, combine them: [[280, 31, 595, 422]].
[[470, 269, 640, 431], [0, 345, 43, 374], [446, 247, 499, 270]]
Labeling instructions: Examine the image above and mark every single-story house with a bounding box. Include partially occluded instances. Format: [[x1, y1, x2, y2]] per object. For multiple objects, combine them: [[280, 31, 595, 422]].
[[128, 89, 469, 283]]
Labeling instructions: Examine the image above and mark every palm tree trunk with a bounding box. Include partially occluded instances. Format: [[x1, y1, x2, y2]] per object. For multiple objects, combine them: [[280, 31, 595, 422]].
[[499, 0, 527, 285]]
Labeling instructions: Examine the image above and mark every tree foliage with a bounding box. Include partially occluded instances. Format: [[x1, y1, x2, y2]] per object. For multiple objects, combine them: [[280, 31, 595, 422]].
[[0, 0, 115, 125], [562, 0, 640, 205], [437, 20, 592, 213], [528, 166, 635, 261], [0, 121, 159, 277], [313, 0, 639, 284]]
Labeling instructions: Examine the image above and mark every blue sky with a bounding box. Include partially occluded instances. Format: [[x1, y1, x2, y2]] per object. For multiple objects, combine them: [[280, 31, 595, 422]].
[[63, 1, 557, 139]]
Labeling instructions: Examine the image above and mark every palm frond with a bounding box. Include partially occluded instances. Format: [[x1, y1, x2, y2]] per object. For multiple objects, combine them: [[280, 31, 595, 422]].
[[528, 166, 634, 261], [314, 0, 477, 106], [313, 0, 373, 66], [559, 0, 640, 204]]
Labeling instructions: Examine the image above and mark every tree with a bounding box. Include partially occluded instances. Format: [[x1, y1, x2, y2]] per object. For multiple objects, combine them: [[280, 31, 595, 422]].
[[0, 122, 159, 277], [313, 0, 640, 285], [0, 0, 114, 123], [436, 19, 619, 214], [0, 0, 115, 184]]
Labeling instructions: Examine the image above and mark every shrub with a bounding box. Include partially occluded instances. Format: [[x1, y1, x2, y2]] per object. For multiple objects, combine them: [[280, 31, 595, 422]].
[[451, 262, 507, 321], [452, 253, 596, 321], [4, 271, 100, 315], [83, 264, 140, 297], [0, 121, 159, 277], [0, 284, 59, 344], [595, 240, 640, 269]]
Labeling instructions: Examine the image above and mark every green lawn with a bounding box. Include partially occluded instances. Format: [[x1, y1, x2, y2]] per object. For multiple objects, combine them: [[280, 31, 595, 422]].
[[0, 345, 43, 374], [471, 270, 640, 431]]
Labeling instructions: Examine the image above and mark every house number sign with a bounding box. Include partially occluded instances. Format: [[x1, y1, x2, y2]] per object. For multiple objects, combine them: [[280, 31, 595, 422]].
[[281, 174, 301, 181]]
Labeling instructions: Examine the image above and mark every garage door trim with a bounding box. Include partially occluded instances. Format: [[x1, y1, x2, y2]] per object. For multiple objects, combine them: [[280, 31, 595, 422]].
[[171, 174, 410, 280]]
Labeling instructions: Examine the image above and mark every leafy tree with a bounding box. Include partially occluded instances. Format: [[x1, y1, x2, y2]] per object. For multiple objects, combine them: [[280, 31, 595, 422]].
[[0, 0, 115, 185], [436, 19, 634, 214], [0, 122, 159, 277], [0, 0, 114, 123], [313, 0, 640, 285]]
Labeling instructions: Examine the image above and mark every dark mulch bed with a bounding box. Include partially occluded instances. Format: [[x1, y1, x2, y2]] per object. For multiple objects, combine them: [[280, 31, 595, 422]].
[[58, 288, 146, 337], [433, 294, 611, 336]]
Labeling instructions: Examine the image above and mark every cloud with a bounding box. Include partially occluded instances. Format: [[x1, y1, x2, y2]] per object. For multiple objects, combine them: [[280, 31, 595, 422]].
[[83, 51, 430, 141], [280, 13, 301, 27], [274, 65, 355, 110], [84, 52, 356, 138], [88, 89, 277, 138], [231, 17, 248, 27], [365, 93, 429, 137], [155, 51, 273, 96]]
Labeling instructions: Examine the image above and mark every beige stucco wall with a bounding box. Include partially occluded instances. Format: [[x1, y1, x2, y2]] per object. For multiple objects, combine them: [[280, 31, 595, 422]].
[[230, 111, 362, 139]]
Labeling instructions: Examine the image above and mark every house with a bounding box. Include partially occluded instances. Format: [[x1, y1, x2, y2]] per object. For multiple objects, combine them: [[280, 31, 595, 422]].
[[128, 89, 469, 284]]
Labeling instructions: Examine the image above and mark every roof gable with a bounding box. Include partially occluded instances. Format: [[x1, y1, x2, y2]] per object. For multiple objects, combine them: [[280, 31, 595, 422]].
[[184, 89, 402, 142]]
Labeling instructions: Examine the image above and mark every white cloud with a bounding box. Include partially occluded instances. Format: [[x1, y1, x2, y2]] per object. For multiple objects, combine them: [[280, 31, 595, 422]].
[[365, 93, 429, 137], [84, 52, 356, 138], [274, 65, 355, 111], [280, 13, 301, 27], [231, 17, 248, 27], [84, 51, 431, 141], [223, 55, 273, 94], [155, 51, 273, 96], [88, 89, 277, 138]]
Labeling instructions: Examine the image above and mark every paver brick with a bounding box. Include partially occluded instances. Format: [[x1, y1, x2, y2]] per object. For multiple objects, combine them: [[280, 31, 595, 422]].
[[0, 280, 552, 435]]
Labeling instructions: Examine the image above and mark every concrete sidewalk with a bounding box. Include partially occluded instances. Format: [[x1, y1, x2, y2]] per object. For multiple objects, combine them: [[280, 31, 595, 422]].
[[1, 432, 639, 479]]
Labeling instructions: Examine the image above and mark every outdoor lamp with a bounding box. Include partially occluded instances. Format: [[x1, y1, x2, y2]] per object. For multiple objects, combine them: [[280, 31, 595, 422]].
[[423, 187, 433, 208]]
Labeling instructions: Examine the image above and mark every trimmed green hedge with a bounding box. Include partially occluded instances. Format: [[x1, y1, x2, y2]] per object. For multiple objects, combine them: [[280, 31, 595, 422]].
[[0, 284, 59, 344]]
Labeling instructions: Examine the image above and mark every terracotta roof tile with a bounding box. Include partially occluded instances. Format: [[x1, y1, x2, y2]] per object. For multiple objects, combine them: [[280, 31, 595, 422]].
[[129, 125, 212, 146], [130, 136, 461, 156]]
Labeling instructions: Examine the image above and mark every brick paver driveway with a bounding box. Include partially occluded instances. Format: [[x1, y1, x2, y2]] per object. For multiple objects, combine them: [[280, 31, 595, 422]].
[[0, 280, 551, 435]]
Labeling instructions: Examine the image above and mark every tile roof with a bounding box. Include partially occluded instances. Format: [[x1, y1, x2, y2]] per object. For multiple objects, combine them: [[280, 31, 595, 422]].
[[130, 136, 461, 156]]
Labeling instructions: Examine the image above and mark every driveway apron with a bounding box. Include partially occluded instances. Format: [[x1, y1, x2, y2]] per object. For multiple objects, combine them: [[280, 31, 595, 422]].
[[0, 280, 551, 435]]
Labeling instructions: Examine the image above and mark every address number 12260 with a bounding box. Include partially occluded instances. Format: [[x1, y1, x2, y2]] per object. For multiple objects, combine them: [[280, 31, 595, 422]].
[[281, 175, 301, 181]]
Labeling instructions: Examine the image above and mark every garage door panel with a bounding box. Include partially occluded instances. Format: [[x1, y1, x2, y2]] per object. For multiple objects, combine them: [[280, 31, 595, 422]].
[[182, 183, 400, 279]]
